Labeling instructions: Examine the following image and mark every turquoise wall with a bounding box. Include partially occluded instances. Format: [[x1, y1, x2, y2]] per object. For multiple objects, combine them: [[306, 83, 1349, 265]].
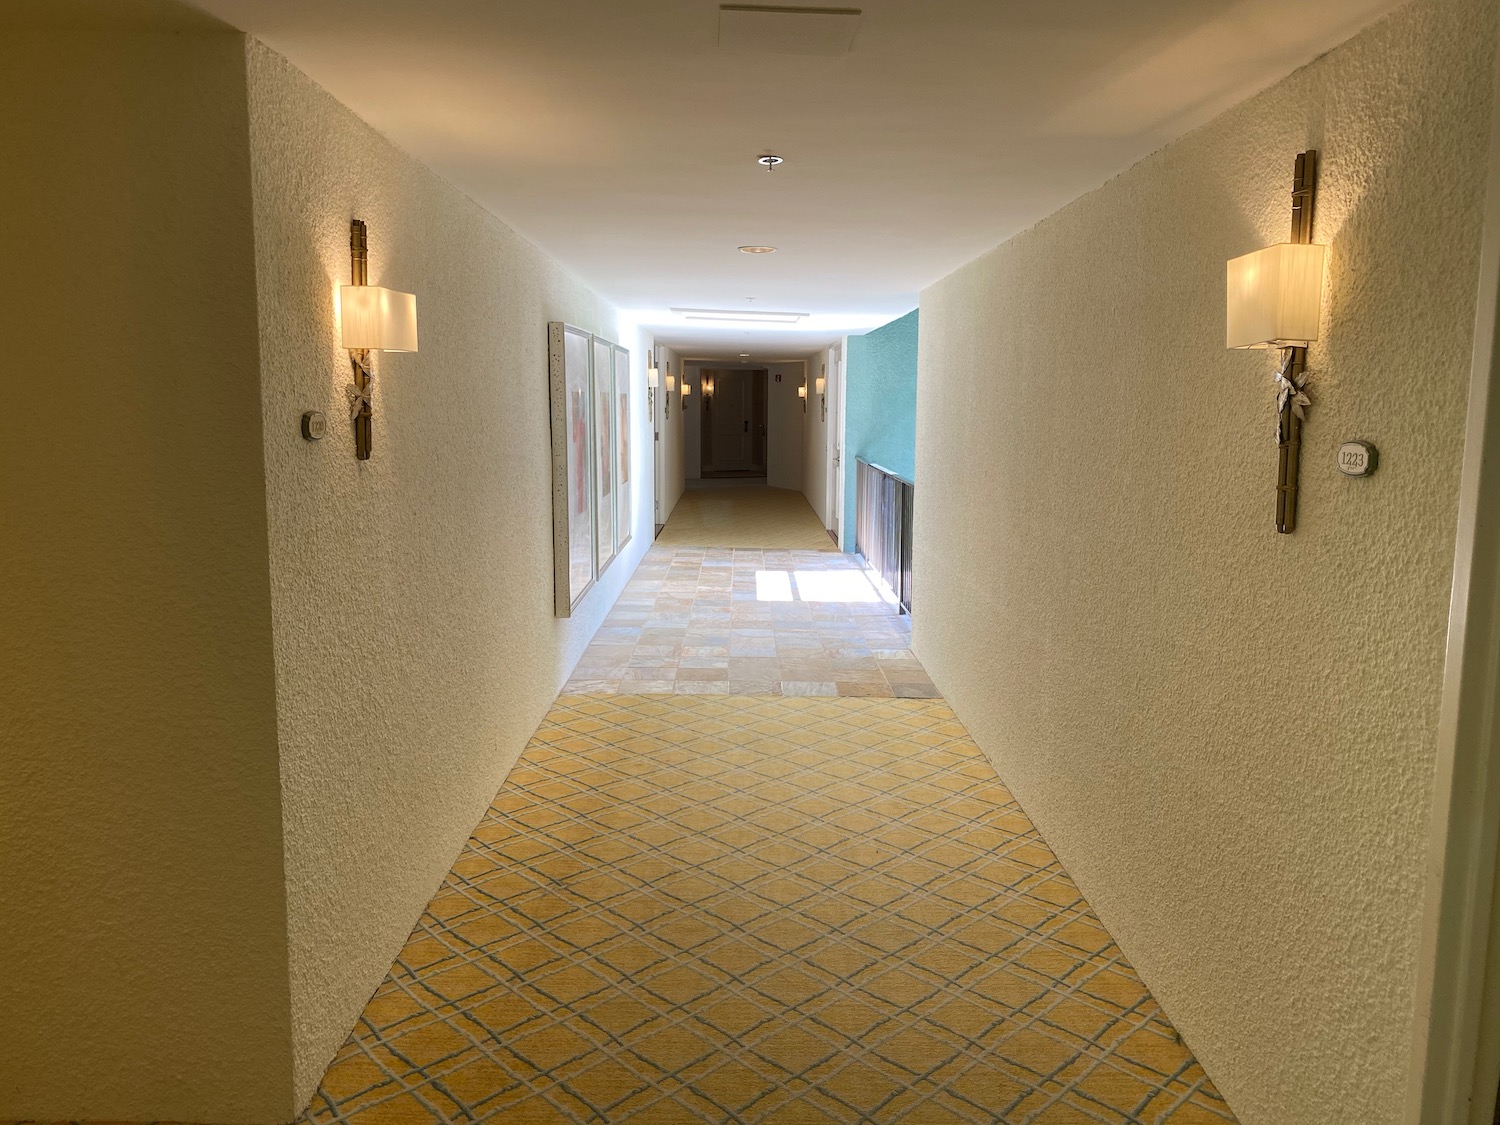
[[843, 309, 918, 550]]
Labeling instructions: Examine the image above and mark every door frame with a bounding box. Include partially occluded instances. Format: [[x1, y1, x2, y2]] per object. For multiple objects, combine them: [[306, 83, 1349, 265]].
[[831, 341, 847, 546], [651, 342, 663, 534], [1406, 31, 1500, 1125]]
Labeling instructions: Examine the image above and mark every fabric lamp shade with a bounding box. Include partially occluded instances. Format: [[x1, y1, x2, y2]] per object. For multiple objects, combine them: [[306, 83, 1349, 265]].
[[683, 383, 692, 396], [340, 285, 419, 352], [1225, 242, 1325, 349]]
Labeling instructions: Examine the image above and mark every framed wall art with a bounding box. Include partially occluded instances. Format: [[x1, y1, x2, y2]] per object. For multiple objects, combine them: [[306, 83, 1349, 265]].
[[548, 322, 596, 616], [614, 344, 632, 553], [591, 334, 617, 576], [548, 322, 631, 617]]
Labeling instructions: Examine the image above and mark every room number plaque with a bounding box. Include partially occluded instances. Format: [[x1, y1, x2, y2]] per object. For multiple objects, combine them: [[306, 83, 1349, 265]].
[[1336, 440, 1377, 477]]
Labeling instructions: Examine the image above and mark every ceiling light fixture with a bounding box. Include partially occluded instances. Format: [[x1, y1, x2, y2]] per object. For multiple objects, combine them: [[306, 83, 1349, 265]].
[[738, 353, 751, 357], [671, 307, 808, 325], [757, 154, 784, 171], [738, 245, 777, 254]]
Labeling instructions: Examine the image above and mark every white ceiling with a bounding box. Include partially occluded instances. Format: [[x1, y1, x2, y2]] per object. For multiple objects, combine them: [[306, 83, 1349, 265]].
[[185, 0, 1403, 358]]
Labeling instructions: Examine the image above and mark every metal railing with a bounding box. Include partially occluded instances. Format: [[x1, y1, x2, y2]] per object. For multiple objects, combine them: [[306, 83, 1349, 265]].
[[855, 459, 913, 614]]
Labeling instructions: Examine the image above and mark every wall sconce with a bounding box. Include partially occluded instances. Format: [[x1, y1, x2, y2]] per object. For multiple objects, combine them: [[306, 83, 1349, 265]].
[[340, 219, 418, 461], [798, 382, 807, 413], [816, 364, 827, 422], [1226, 151, 1323, 533], [647, 349, 659, 416], [682, 382, 692, 409], [1226, 243, 1325, 350], [665, 369, 675, 418], [704, 374, 715, 398]]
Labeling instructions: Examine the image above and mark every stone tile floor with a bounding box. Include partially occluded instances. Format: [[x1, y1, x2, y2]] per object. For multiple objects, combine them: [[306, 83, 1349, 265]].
[[565, 547, 939, 698]]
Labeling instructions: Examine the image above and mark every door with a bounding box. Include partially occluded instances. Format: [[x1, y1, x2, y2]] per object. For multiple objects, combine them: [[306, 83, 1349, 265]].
[[651, 346, 663, 533], [702, 369, 768, 477], [831, 347, 846, 544], [710, 370, 753, 470]]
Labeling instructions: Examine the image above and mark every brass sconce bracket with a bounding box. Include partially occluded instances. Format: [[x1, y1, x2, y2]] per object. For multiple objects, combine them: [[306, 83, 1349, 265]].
[[1277, 151, 1317, 534], [349, 218, 373, 461]]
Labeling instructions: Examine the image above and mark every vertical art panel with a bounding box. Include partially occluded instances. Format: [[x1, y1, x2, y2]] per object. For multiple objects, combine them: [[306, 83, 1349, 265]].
[[592, 335, 617, 575], [614, 344, 632, 552], [548, 322, 595, 616]]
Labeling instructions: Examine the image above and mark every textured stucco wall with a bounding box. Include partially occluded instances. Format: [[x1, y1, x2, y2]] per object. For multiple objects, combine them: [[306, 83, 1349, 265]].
[[802, 347, 835, 528], [0, 28, 294, 1123], [844, 310, 918, 550], [683, 362, 704, 479], [767, 362, 807, 491], [913, 1, 1496, 1122], [244, 42, 650, 1105], [655, 344, 686, 524]]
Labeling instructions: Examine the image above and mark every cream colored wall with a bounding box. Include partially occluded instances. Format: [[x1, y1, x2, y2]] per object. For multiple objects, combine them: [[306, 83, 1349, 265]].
[[655, 343, 686, 524], [0, 27, 295, 1123], [683, 362, 705, 479], [802, 347, 834, 527], [244, 42, 652, 1105], [767, 362, 807, 491], [913, 1, 1496, 1122]]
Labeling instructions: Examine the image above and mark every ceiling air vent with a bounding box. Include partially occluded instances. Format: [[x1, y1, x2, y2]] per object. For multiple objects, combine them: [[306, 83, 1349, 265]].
[[717, 5, 862, 56]]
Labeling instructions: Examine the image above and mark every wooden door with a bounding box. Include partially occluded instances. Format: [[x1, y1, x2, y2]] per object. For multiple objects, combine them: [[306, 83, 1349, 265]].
[[709, 370, 753, 471]]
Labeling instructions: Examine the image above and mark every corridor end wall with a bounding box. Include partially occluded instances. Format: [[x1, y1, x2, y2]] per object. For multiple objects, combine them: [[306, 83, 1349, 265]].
[[913, 0, 1497, 1122]]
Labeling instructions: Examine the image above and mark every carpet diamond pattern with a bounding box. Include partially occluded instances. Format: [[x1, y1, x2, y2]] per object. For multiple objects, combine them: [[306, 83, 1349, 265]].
[[302, 694, 1237, 1125]]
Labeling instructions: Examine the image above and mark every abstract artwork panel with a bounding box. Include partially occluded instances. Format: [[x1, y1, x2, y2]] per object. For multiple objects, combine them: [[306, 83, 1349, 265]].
[[548, 322, 596, 616], [592, 335, 616, 575], [614, 344, 632, 552]]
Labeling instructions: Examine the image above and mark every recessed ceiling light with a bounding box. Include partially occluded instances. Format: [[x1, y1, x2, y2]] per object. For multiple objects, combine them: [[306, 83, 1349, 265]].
[[738, 353, 751, 357], [757, 154, 784, 170], [738, 245, 777, 254], [671, 307, 807, 324]]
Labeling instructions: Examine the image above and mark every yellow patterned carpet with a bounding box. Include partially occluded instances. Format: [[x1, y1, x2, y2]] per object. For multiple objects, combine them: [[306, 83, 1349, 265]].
[[657, 488, 835, 550], [303, 695, 1235, 1125]]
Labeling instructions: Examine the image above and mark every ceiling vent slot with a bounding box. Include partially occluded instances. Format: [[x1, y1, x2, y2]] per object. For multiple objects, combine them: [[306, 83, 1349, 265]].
[[717, 5, 862, 56]]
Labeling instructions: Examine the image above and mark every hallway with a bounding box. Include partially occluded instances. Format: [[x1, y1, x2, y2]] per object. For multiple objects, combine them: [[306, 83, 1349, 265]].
[[299, 495, 1235, 1123], [10, 4, 1496, 1123], [303, 692, 1236, 1125]]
